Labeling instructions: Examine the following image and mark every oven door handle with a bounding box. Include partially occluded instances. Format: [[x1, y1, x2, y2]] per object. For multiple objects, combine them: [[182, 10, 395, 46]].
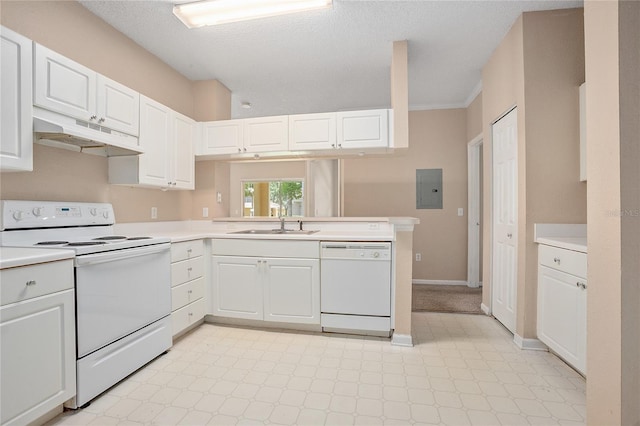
[[74, 243, 171, 267]]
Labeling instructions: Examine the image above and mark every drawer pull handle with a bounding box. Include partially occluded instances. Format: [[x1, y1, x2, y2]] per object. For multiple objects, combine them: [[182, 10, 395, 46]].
[[187, 249, 192, 253], [25, 280, 36, 286], [187, 267, 192, 272], [188, 290, 193, 294], [577, 282, 587, 290], [507, 233, 512, 239], [553, 257, 561, 264]]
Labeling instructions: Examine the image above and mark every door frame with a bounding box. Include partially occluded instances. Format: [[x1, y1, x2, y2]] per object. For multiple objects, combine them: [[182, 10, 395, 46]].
[[467, 134, 483, 288]]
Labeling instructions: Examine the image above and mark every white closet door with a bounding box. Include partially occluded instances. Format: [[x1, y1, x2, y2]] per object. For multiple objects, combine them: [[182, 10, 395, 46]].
[[491, 108, 518, 333]]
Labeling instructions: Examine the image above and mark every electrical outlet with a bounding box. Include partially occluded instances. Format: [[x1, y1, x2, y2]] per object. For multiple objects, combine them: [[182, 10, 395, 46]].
[[151, 207, 158, 219], [415, 253, 422, 262], [458, 207, 464, 216], [202, 207, 209, 218], [217, 192, 222, 203]]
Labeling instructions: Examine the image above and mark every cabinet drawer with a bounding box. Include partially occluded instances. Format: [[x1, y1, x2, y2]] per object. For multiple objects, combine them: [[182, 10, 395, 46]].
[[171, 277, 204, 311], [0, 260, 74, 306], [171, 257, 203, 287], [171, 240, 203, 262], [538, 244, 586, 277], [172, 298, 205, 336]]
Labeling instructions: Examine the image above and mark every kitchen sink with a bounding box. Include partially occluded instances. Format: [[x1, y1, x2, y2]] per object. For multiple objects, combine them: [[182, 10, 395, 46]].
[[230, 229, 318, 235]]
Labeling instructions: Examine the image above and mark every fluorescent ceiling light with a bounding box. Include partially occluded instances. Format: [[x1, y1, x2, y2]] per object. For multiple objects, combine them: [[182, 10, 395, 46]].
[[173, 0, 333, 28]]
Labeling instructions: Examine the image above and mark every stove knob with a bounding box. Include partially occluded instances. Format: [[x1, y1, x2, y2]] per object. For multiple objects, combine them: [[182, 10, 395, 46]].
[[32, 207, 44, 217], [102, 211, 109, 219], [89, 208, 97, 216], [12, 210, 24, 221]]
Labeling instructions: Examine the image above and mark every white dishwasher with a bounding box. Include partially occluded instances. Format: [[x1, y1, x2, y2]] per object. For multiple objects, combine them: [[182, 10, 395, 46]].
[[320, 242, 392, 335]]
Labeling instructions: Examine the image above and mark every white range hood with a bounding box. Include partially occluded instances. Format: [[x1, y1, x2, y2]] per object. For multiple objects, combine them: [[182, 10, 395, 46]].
[[33, 107, 143, 157]]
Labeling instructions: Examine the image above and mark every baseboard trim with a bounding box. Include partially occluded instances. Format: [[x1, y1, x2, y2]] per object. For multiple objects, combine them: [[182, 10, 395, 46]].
[[480, 303, 491, 315], [391, 333, 413, 347], [513, 333, 548, 351], [413, 279, 468, 286]]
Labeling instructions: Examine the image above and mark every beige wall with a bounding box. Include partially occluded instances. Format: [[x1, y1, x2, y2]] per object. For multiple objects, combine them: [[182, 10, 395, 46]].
[[585, 1, 640, 424], [193, 80, 232, 122], [481, 9, 586, 338], [0, 1, 230, 223], [466, 93, 483, 141], [343, 109, 468, 281]]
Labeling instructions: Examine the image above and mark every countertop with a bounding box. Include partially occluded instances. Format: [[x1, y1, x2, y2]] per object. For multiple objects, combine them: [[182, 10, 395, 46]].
[[115, 218, 419, 243], [0, 247, 75, 269], [534, 223, 587, 253]]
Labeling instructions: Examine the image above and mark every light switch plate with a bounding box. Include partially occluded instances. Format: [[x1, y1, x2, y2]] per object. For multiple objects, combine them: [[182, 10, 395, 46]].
[[458, 208, 464, 216]]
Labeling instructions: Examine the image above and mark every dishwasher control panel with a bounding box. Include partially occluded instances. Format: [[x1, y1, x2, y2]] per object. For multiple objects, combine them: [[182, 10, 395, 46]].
[[320, 242, 391, 260]]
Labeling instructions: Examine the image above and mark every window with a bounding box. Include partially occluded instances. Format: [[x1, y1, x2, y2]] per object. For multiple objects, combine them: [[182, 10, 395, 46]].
[[242, 180, 304, 217]]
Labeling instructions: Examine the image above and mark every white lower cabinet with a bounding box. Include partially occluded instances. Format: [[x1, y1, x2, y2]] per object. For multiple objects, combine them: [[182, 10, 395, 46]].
[[263, 258, 320, 324], [537, 244, 587, 375], [212, 256, 263, 320], [170, 240, 205, 337], [0, 259, 75, 426], [211, 239, 320, 325]]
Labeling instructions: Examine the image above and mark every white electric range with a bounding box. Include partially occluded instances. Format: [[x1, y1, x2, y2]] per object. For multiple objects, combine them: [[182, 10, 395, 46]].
[[0, 200, 172, 409]]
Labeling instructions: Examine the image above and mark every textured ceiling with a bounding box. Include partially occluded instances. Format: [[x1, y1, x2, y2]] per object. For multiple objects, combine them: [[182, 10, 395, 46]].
[[79, 0, 582, 118]]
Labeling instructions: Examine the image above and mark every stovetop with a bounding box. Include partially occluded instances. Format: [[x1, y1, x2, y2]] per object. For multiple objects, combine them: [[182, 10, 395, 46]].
[[0, 200, 170, 255]]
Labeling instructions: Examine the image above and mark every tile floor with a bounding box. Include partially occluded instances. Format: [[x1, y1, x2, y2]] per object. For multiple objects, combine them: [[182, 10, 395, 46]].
[[48, 313, 586, 425]]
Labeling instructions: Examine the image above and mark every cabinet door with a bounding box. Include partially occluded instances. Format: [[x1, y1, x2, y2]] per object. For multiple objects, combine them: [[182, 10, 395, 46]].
[[172, 111, 195, 190], [263, 258, 320, 324], [337, 109, 389, 149], [0, 26, 32, 172], [537, 265, 586, 374], [97, 74, 140, 137], [212, 256, 263, 320], [34, 43, 96, 121], [244, 115, 289, 153], [288, 112, 336, 151], [138, 95, 172, 187], [1, 289, 75, 426], [200, 120, 243, 155]]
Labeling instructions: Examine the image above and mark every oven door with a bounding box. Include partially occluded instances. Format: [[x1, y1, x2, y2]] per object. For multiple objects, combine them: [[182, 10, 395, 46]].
[[74, 243, 171, 358]]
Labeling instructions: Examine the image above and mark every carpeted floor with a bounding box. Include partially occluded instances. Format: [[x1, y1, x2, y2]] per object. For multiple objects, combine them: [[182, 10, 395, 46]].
[[412, 284, 483, 314]]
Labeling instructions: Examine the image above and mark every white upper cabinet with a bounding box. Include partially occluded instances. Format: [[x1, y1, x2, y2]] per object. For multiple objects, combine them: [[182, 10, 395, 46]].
[[243, 115, 289, 153], [171, 111, 195, 190], [34, 43, 139, 136], [337, 109, 389, 149], [288, 112, 337, 151], [109, 95, 195, 190], [0, 26, 33, 172], [96, 75, 140, 136], [34, 43, 96, 121], [196, 109, 391, 159], [138, 95, 172, 187], [199, 116, 288, 155], [200, 119, 243, 155]]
